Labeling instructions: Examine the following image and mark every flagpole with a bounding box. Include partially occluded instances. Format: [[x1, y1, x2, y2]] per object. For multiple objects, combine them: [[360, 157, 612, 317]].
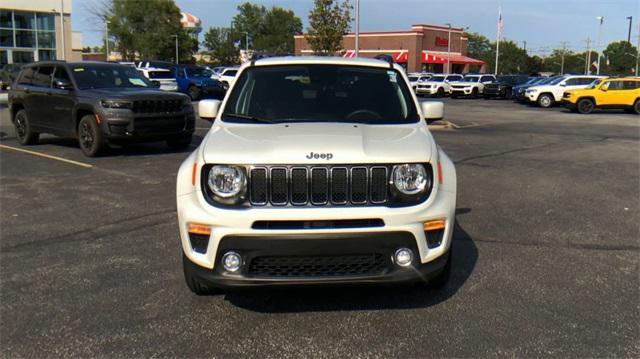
[[494, 6, 501, 75]]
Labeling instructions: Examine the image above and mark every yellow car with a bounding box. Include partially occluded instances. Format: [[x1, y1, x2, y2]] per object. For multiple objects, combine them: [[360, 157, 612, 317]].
[[562, 77, 640, 114]]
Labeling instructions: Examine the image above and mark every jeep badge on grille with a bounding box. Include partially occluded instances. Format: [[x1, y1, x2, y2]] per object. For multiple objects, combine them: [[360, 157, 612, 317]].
[[306, 152, 333, 160]]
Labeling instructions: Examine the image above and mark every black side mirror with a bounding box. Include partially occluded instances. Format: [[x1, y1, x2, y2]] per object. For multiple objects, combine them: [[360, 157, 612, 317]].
[[54, 78, 73, 90]]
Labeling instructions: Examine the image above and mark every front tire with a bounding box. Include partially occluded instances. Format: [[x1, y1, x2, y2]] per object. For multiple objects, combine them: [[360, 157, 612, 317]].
[[577, 98, 595, 114], [634, 99, 640, 114], [14, 109, 39, 145], [437, 87, 445, 98], [471, 87, 479, 98], [183, 254, 222, 295], [537, 93, 554, 108], [78, 115, 106, 157], [167, 135, 192, 150]]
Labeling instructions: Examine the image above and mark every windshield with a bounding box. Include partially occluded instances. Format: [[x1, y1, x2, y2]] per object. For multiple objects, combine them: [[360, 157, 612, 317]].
[[430, 76, 445, 83], [461, 76, 480, 83], [548, 76, 566, 85], [185, 67, 212, 77], [587, 79, 603, 89], [408, 76, 419, 81], [222, 65, 420, 124], [71, 64, 154, 89]]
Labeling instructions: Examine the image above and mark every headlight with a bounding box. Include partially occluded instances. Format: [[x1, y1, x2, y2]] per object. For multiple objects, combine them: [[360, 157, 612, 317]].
[[207, 165, 246, 201], [392, 164, 429, 195], [100, 100, 133, 109]]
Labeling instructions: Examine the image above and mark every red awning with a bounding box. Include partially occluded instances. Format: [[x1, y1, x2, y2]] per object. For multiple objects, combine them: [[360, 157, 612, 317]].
[[421, 52, 485, 65], [392, 51, 408, 63]]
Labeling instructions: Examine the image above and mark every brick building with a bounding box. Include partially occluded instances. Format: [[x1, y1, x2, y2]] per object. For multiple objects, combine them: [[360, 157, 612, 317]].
[[294, 24, 486, 73]]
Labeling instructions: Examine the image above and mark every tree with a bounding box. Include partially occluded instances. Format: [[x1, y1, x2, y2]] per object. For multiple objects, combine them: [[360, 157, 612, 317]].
[[492, 40, 528, 74], [602, 41, 638, 75], [101, 0, 197, 62], [465, 32, 492, 62], [305, 0, 352, 55], [203, 27, 240, 65], [231, 2, 302, 54]]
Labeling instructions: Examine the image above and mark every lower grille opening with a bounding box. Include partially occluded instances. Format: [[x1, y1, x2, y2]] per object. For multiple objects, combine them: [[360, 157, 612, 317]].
[[248, 254, 388, 278], [426, 229, 445, 249], [189, 233, 209, 253], [251, 219, 384, 230]]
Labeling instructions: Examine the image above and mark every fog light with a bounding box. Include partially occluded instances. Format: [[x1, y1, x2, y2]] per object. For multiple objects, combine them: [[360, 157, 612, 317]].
[[222, 251, 242, 272], [394, 248, 414, 267]]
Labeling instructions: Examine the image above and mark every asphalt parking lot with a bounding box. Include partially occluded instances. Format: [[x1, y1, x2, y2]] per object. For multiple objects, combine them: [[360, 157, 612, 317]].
[[1, 96, 638, 357]]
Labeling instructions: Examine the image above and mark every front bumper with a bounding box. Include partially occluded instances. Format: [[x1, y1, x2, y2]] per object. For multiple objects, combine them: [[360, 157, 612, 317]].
[[451, 87, 474, 95], [416, 87, 439, 95], [183, 232, 450, 288], [525, 92, 538, 102], [98, 108, 196, 142]]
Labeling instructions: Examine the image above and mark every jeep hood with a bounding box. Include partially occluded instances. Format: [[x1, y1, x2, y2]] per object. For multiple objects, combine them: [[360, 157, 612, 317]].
[[201, 123, 434, 165]]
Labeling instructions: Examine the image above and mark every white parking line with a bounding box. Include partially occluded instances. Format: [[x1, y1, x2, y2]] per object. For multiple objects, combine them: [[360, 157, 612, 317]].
[[0, 144, 93, 168]]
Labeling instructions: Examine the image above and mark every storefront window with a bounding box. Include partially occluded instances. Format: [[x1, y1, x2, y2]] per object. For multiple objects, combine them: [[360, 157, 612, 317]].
[[38, 50, 56, 61], [37, 32, 55, 48], [0, 50, 8, 65], [0, 10, 12, 28], [12, 51, 34, 63], [36, 14, 55, 31], [15, 30, 35, 47], [13, 12, 35, 30], [0, 29, 13, 47]]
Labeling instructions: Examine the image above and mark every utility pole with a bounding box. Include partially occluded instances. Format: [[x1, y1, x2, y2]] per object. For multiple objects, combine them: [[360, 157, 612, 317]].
[[354, 0, 360, 57], [522, 40, 527, 53], [171, 35, 178, 64], [495, 6, 502, 75], [445, 23, 452, 74], [596, 16, 604, 75], [105, 20, 110, 61], [627, 16, 633, 43], [584, 37, 592, 74], [559, 41, 569, 74]]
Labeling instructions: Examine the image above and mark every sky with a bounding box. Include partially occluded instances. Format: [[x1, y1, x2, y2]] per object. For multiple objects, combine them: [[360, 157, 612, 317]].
[[73, 0, 640, 54]]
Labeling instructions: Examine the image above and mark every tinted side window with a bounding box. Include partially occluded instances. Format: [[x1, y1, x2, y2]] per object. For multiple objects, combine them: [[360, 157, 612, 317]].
[[32, 66, 55, 88], [607, 81, 624, 90], [226, 70, 238, 76], [481, 76, 494, 82], [448, 75, 462, 81], [622, 81, 640, 90], [54, 66, 72, 85], [564, 78, 580, 86], [17, 66, 36, 85]]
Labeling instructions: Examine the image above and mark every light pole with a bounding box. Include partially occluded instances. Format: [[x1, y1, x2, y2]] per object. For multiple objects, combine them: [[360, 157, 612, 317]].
[[596, 16, 604, 75], [171, 35, 178, 64], [105, 20, 110, 61], [627, 16, 633, 43], [445, 23, 451, 74], [354, 0, 360, 57]]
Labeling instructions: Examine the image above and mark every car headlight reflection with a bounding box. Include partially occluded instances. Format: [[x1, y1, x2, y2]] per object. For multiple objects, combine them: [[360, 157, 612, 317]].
[[392, 164, 429, 195], [207, 165, 246, 201]]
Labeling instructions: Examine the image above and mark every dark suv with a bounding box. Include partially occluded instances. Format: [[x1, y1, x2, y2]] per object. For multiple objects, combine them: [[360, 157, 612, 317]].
[[8, 61, 195, 157]]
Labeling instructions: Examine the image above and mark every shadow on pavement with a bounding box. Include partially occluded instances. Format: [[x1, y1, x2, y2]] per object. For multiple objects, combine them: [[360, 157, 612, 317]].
[[222, 219, 477, 313]]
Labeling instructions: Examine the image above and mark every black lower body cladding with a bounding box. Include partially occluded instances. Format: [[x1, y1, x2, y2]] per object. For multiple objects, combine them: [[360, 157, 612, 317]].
[[184, 232, 450, 288]]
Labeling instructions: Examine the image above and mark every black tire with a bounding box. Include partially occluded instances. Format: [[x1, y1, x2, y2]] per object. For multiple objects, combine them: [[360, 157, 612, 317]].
[[504, 88, 513, 99], [471, 87, 479, 98], [183, 253, 222, 295], [437, 87, 445, 98], [577, 98, 595, 114], [451, 93, 458, 99], [537, 93, 554, 108], [188, 86, 201, 101], [167, 135, 193, 150], [77, 115, 106, 157], [14, 109, 39, 145], [634, 99, 640, 115], [428, 248, 452, 289]]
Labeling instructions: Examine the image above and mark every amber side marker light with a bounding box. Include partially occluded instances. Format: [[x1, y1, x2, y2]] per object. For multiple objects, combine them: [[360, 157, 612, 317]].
[[188, 223, 211, 235], [94, 114, 101, 124], [191, 163, 197, 186], [424, 219, 446, 232], [437, 161, 443, 184]]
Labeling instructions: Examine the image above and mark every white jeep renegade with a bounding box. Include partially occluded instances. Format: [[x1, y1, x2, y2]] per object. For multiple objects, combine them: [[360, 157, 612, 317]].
[[176, 57, 457, 295]]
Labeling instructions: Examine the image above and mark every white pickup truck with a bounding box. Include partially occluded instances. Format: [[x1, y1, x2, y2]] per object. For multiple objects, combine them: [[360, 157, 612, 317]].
[[176, 57, 457, 294]]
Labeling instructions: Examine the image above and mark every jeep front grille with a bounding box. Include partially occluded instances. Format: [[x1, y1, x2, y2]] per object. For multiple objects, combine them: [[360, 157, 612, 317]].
[[132, 99, 183, 113], [248, 165, 389, 206]]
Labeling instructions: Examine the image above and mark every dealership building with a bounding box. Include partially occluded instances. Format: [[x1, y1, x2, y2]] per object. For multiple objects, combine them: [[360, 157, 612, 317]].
[[1, 0, 82, 64], [294, 24, 486, 73]]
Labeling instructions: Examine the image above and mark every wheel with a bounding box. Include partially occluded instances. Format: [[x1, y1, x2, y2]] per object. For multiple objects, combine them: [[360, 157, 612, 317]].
[[167, 135, 192, 150], [471, 87, 479, 98], [451, 93, 458, 99], [77, 115, 106, 157], [504, 88, 513, 99], [188, 86, 201, 101], [634, 99, 640, 114], [537, 93, 554, 108], [436, 87, 445, 98], [577, 98, 595, 114], [183, 253, 222, 295], [13, 109, 39, 145], [428, 248, 452, 289]]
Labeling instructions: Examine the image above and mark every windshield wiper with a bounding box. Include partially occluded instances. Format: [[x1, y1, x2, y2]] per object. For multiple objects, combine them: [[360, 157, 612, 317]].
[[223, 113, 275, 124]]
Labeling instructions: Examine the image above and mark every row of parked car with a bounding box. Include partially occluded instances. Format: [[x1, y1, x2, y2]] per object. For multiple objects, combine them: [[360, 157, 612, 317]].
[[407, 71, 640, 114]]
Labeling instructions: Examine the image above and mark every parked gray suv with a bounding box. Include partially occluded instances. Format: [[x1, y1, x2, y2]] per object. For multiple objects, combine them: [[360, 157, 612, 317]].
[[8, 61, 195, 157]]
